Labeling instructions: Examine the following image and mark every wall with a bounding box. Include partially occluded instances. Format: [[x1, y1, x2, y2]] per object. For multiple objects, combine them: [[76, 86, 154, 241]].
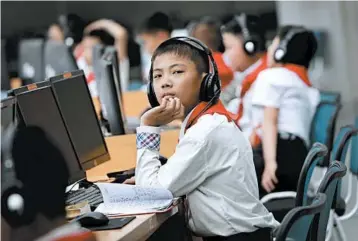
[[276, 1, 358, 124]]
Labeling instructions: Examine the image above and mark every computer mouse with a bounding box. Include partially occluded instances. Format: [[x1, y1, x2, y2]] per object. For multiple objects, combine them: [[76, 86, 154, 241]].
[[74, 212, 109, 227]]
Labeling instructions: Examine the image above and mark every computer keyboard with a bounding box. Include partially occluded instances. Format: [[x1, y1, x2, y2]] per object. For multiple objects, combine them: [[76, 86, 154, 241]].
[[65, 185, 103, 209]]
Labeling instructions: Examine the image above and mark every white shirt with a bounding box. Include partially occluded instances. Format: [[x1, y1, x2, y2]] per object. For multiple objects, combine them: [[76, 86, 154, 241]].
[[135, 109, 279, 237], [250, 67, 320, 146]]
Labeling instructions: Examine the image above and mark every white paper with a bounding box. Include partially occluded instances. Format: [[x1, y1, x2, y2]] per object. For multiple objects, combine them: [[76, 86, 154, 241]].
[[94, 183, 174, 215]]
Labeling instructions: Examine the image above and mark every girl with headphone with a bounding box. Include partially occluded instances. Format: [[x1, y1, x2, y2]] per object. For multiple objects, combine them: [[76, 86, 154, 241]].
[[247, 25, 320, 196], [135, 36, 278, 241]]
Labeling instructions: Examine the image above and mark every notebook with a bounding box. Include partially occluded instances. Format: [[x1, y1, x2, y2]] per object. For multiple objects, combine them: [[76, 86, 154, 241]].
[[94, 183, 175, 216]]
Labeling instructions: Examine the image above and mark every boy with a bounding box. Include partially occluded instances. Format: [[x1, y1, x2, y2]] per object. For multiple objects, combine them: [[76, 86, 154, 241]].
[[220, 14, 267, 127], [190, 16, 234, 91], [137, 12, 173, 82], [1, 126, 96, 241], [135, 37, 279, 240], [248, 25, 319, 195]]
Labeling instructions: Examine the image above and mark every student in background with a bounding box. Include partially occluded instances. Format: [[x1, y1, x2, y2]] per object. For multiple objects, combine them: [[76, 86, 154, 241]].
[[1, 126, 96, 241], [220, 14, 267, 117], [137, 12, 173, 82], [189, 16, 234, 94], [249, 26, 319, 196], [135, 37, 278, 240], [84, 19, 131, 91]]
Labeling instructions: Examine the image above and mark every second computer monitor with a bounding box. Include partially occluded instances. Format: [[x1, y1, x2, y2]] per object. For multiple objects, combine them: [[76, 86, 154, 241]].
[[97, 52, 126, 135], [49, 70, 110, 170]]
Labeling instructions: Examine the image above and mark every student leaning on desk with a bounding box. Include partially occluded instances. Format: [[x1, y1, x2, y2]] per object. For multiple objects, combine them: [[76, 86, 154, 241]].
[[129, 36, 279, 241], [1, 126, 96, 241]]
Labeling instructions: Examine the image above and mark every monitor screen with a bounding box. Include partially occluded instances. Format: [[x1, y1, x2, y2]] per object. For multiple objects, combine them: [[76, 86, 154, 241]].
[[1, 97, 15, 129], [15, 86, 84, 183], [98, 55, 126, 135], [44, 40, 78, 79], [50, 70, 110, 170], [18, 38, 44, 83]]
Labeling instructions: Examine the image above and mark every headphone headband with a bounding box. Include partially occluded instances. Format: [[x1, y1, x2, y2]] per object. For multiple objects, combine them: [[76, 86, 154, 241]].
[[274, 27, 308, 62]]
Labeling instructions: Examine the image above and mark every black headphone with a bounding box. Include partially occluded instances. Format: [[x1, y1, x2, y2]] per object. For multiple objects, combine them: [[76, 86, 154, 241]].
[[1, 124, 35, 228], [274, 27, 308, 62], [234, 13, 261, 55], [147, 36, 221, 108]]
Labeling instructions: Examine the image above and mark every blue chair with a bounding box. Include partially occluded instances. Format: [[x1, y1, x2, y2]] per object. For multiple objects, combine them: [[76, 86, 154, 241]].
[[261, 143, 328, 221], [310, 101, 341, 166], [330, 125, 358, 212], [274, 193, 327, 241], [319, 90, 341, 104], [334, 119, 358, 241], [314, 161, 347, 241]]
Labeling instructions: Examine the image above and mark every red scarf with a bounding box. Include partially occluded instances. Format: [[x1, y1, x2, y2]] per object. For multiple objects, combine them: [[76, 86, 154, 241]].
[[184, 100, 237, 133], [236, 54, 268, 123], [249, 64, 312, 147]]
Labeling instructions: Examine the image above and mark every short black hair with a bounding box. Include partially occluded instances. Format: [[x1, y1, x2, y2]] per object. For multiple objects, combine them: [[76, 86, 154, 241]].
[[151, 40, 210, 76], [11, 126, 69, 220], [221, 14, 266, 52], [190, 16, 222, 51], [138, 12, 173, 35], [276, 25, 318, 68], [84, 29, 115, 46]]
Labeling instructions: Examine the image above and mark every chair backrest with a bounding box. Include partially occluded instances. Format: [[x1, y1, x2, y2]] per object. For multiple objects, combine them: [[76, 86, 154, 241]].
[[330, 125, 358, 199], [18, 38, 44, 83], [275, 193, 326, 241], [315, 161, 347, 241], [319, 90, 341, 104], [310, 101, 341, 166], [296, 142, 328, 207], [351, 117, 358, 175]]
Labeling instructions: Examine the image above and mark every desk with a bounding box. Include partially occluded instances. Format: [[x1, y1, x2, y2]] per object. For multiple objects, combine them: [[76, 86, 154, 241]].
[[122, 91, 182, 128], [86, 130, 182, 241], [123, 91, 149, 118]]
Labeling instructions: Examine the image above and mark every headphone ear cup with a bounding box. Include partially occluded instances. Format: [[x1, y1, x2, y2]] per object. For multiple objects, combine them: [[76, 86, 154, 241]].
[[244, 40, 256, 55], [147, 81, 160, 108], [274, 48, 285, 62], [200, 73, 219, 102], [1, 186, 31, 228]]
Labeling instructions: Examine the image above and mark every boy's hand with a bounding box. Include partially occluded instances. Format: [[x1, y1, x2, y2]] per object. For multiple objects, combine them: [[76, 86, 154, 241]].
[[141, 97, 184, 127], [261, 162, 278, 193]]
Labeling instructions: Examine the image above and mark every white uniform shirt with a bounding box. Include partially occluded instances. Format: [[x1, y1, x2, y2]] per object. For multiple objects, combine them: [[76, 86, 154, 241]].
[[135, 108, 279, 237], [250, 67, 320, 146]]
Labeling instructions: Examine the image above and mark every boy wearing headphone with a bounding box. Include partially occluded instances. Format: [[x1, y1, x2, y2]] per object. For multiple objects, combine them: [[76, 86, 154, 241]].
[[135, 37, 278, 240], [1, 126, 96, 241], [247, 25, 319, 196], [220, 14, 268, 133]]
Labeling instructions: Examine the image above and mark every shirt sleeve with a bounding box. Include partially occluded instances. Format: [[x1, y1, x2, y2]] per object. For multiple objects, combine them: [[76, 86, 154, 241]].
[[251, 71, 286, 108], [87, 81, 99, 98], [135, 126, 208, 197]]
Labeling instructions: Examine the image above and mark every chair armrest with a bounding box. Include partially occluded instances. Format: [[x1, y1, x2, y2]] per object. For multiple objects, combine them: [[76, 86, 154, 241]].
[[260, 191, 297, 204]]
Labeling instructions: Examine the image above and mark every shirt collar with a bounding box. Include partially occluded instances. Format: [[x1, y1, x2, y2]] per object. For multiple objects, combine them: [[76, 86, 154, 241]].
[[243, 58, 263, 76], [179, 107, 196, 140]]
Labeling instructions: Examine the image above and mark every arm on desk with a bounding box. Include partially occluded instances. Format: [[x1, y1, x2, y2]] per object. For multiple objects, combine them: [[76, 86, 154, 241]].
[[135, 126, 208, 197]]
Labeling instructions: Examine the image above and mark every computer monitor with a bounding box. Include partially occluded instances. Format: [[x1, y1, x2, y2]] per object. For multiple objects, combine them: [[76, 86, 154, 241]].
[[1, 40, 10, 90], [1, 96, 16, 129], [44, 40, 78, 79], [49, 70, 110, 170], [103, 46, 122, 100], [97, 52, 126, 135], [18, 38, 44, 83], [14, 85, 85, 184]]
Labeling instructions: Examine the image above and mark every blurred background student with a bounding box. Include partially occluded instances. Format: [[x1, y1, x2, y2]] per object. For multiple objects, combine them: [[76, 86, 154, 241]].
[[248, 25, 319, 196]]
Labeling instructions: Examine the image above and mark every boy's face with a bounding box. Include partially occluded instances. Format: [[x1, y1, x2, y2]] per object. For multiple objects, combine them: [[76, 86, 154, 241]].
[[82, 36, 101, 65], [222, 32, 252, 72], [139, 31, 169, 55], [267, 37, 280, 67], [152, 53, 204, 112], [48, 24, 64, 43]]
